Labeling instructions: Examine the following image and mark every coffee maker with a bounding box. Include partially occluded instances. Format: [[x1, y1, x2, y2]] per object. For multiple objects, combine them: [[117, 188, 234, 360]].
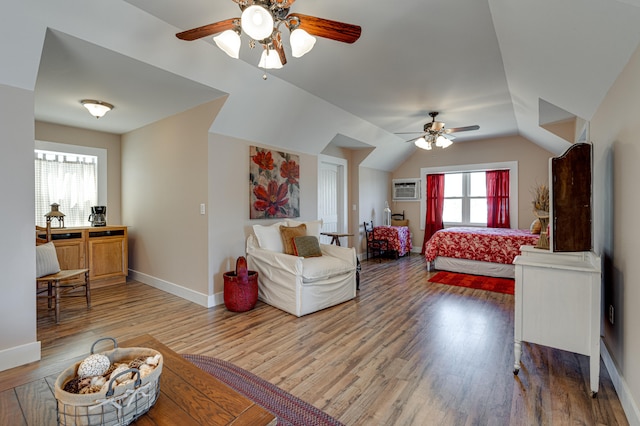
[[89, 206, 107, 227]]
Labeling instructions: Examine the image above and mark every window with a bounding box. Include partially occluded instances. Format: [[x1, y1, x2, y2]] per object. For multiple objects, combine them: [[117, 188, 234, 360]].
[[34, 141, 107, 227], [420, 161, 518, 229], [443, 172, 487, 225]]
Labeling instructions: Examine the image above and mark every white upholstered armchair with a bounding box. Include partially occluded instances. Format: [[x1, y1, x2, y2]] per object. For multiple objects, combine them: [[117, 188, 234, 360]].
[[246, 220, 357, 317]]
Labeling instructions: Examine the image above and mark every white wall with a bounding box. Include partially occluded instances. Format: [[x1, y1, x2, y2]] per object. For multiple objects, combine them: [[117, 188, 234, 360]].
[[122, 102, 217, 306], [591, 41, 640, 424], [358, 166, 391, 255], [0, 85, 41, 370]]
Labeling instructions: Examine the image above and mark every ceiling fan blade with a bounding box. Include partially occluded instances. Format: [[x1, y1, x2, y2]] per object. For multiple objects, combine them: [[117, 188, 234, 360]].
[[445, 125, 480, 134], [394, 131, 424, 135], [404, 135, 425, 143], [287, 13, 361, 44], [176, 18, 238, 41]]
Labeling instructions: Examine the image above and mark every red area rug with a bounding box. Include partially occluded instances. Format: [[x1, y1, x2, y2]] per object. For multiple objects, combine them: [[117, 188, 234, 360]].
[[428, 271, 515, 295], [184, 354, 343, 426]]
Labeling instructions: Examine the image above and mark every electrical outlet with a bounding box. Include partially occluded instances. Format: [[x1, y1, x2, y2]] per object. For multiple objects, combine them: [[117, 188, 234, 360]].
[[200, 203, 206, 215], [609, 305, 614, 325]]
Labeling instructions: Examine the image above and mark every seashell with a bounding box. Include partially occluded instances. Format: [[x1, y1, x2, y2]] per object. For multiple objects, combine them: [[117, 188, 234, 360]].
[[79, 385, 102, 394], [144, 354, 161, 366], [109, 364, 132, 384], [139, 364, 154, 378], [63, 377, 81, 394], [77, 354, 111, 378], [103, 363, 117, 378], [129, 357, 146, 369], [91, 376, 106, 388]]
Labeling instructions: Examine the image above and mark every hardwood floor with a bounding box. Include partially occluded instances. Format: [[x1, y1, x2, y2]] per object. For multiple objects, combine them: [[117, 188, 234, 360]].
[[0, 254, 628, 425]]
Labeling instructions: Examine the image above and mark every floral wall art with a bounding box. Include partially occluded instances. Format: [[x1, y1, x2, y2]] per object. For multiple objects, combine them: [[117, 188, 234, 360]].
[[250, 146, 300, 219]]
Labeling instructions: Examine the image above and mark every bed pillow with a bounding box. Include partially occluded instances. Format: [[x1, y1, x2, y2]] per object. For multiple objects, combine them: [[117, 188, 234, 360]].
[[253, 221, 287, 252], [280, 224, 307, 255], [36, 242, 61, 278], [293, 236, 323, 258], [286, 219, 323, 239]]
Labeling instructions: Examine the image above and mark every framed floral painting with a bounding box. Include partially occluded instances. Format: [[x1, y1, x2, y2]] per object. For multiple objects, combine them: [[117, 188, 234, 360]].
[[250, 146, 300, 219]]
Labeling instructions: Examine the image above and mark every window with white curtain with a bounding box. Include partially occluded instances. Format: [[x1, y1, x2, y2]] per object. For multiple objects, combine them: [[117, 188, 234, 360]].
[[442, 171, 488, 225], [34, 149, 99, 227]]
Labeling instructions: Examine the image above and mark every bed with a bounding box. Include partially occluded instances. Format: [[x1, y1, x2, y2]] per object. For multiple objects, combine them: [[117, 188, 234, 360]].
[[423, 227, 540, 278]]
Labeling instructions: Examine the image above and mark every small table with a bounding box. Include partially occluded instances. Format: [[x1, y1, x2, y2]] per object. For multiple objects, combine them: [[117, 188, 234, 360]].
[[320, 232, 353, 246], [372, 226, 412, 258], [119, 334, 276, 425]]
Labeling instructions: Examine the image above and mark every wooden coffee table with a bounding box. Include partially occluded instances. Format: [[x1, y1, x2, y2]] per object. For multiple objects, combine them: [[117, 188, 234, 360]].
[[119, 334, 276, 425]]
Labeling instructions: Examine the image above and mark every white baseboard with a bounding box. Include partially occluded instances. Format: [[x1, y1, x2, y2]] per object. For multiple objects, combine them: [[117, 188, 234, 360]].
[[128, 269, 224, 309], [0, 340, 41, 372], [601, 339, 640, 426]]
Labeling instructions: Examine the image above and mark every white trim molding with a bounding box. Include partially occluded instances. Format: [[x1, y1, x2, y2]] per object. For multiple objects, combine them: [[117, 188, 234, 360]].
[[128, 269, 222, 308], [601, 340, 640, 425], [0, 340, 41, 372]]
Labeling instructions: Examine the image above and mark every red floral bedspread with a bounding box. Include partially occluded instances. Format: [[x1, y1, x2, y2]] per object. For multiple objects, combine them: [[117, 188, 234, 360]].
[[424, 227, 539, 264], [371, 226, 412, 257]]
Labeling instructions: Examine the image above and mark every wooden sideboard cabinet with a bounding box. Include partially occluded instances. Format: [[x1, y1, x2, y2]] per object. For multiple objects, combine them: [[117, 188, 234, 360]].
[[45, 226, 128, 287], [513, 245, 601, 396]]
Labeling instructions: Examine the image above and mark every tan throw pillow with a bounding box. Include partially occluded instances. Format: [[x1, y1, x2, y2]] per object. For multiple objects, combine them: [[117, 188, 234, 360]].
[[293, 236, 322, 258], [286, 219, 323, 239], [391, 219, 409, 226], [530, 219, 541, 234], [280, 224, 307, 255]]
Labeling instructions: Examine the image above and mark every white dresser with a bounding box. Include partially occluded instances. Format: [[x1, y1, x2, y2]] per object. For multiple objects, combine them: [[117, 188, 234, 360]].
[[513, 245, 601, 396]]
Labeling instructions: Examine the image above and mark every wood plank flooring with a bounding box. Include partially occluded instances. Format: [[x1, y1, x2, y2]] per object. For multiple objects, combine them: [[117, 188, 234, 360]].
[[0, 254, 629, 425]]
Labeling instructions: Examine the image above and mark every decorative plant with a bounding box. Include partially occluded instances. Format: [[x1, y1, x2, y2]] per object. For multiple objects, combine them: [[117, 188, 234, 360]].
[[531, 183, 549, 213]]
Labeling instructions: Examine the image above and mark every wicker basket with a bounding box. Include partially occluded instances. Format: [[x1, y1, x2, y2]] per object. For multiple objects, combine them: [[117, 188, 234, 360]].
[[54, 337, 163, 426]]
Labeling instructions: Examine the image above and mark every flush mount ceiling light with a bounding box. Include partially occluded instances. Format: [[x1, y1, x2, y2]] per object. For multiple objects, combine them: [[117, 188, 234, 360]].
[[396, 112, 480, 151], [176, 0, 361, 72], [81, 100, 114, 119]]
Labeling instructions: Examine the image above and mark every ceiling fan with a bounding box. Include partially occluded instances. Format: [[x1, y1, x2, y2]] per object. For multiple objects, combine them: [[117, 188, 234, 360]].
[[175, 0, 361, 71], [397, 112, 480, 150]]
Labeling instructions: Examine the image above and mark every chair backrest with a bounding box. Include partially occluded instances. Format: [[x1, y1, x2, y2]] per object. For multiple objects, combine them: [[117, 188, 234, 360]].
[[391, 211, 405, 221], [391, 211, 409, 227], [363, 221, 373, 234], [36, 223, 52, 245]]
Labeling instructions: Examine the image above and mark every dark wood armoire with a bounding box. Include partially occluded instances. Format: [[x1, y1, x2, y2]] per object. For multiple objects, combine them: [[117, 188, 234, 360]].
[[551, 142, 592, 252]]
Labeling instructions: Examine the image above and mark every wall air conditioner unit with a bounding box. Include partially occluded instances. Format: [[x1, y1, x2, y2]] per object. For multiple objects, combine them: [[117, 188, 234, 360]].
[[392, 178, 421, 201]]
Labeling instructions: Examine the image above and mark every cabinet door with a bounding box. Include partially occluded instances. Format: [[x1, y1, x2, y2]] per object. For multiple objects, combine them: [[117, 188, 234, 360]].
[[88, 236, 128, 280], [52, 232, 86, 270]]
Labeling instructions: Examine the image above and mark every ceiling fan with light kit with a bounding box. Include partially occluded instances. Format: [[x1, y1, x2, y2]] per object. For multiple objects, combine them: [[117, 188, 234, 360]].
[[175, 0, 361, 74], [397, 112, 480, 150]]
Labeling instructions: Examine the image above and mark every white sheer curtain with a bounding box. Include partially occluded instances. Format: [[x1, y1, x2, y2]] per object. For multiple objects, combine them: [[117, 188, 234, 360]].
[[35, 150, 98, 227]]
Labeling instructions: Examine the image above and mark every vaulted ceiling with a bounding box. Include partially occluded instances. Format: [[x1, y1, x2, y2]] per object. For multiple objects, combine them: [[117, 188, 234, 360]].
[[31, 0, 640, 171]]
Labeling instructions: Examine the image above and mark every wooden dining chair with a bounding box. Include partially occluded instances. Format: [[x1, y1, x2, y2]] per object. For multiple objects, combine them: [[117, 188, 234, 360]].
[[391, 210, 409, 226], [36, 223, 90, 324], [364, 221, 388, 262]]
